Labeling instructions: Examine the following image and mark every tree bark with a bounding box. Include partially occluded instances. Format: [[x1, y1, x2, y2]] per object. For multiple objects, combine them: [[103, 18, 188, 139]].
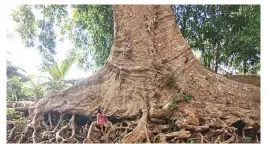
[[7, 5, 260, 143]]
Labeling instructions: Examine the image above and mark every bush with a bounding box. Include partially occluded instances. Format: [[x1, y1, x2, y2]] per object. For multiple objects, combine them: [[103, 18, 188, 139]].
[[7, 108, 26, 128]]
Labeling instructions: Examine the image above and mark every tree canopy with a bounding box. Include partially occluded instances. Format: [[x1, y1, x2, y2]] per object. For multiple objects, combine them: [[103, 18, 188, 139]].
[[6, 61, 45, 101], [172, 5, 260, 74], [11, 4, 260, 75]]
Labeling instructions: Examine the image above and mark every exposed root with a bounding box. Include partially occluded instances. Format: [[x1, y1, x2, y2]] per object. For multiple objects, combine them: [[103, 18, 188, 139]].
[[7, 103, 260, 143], [18, 125, 30, 143], [39, 137, 56, 143], [41, 120, 50, 131], [106, 126, 133, 142], [7, 125, 16, 140], [32, 124, 37, 143], [7, 108, 260, 143], [150, 117, 166, 123], [182, 124, 210, 132], [224, 133, 236, 143], [53, 113, 63, 132], [198, 133, 204, 143], [213, 126, 238, 143], [17, 110, 40, 143], [40, 113, 64, 140], [156, 129, 191, 142], [48, 112, 53, 129], [55, 114, 77, 143], [122, 109, 150, 143], [83, 121, 97, 143]]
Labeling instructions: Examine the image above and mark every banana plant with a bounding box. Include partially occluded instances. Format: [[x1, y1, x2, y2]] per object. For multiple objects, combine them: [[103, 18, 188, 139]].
[[42, 59, 75, 91]]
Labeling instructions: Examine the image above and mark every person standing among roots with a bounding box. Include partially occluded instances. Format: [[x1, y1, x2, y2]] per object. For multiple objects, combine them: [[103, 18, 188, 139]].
[[97, 106, 107, 135]]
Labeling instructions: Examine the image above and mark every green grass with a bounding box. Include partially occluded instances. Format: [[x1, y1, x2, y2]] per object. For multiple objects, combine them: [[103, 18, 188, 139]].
[[182, 94, 193, 103], [167, 98, 179, 110]]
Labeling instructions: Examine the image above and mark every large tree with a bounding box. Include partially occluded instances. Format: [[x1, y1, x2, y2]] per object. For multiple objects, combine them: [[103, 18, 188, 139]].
[[7, 5, 260, 143], [12, 5, 260, 75]]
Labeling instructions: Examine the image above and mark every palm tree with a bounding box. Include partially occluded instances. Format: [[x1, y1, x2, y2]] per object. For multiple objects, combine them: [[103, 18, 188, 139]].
[[43, 59, 74, 91]]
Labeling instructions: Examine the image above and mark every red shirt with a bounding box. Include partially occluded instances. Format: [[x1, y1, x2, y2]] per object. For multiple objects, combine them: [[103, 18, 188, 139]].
[[97, 113, 105, 125]]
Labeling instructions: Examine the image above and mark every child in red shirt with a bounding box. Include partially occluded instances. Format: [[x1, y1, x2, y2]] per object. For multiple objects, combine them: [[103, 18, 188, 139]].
[[97, 106, 107, 135]]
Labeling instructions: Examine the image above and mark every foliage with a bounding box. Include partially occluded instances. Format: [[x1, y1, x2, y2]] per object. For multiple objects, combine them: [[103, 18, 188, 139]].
[[42, 58, 75, 91], [11, 5, 113, 72], [7, 108, 26, 128], [7, 76, 30, 101], [7, 76, 46, 101], [172, 5, 260, 75], [7, 108, 17, 119], [182, 93, 193, 103], [6, 59, 77, 102], [11, 5, 68, 56], [7, 61, 29, 82], [27, 80, 46, 100], [7, 62, 46, 101], [167, 98, 179, 110], [226, 6, 260, 75], [70, 5, 114, 70], [167, 93, 192, 110]]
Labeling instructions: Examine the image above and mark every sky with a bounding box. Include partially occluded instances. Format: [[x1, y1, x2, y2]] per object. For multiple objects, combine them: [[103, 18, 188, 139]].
[[6, 5, 90, 80]]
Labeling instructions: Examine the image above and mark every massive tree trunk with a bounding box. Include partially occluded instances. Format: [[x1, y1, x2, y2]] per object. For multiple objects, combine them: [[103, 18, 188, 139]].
[[7, 5, 260, 143]]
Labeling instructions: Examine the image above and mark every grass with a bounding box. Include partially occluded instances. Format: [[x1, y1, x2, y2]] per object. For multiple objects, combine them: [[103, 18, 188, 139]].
[[167, 93, 193, 111], [167, 98, 179, 110], [182, 93, 193, 103]]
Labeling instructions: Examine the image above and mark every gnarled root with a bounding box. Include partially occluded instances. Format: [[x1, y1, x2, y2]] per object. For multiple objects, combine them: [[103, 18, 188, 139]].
[[122, 109, 150, 143], [7, 109, 260, 143], [18, 110, 40, 143], [182, 124, 210, 132], [55, 114, 78, 143], [7, 123, 17, 141], [155, 129, 191, 143], [106, 126, 133, 142], [83, 121, 97, 143], [18, 124, 31, 143], [83, 118, 115, 143], [213, 126, 237, 143], [40, 113, 64, 139]]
